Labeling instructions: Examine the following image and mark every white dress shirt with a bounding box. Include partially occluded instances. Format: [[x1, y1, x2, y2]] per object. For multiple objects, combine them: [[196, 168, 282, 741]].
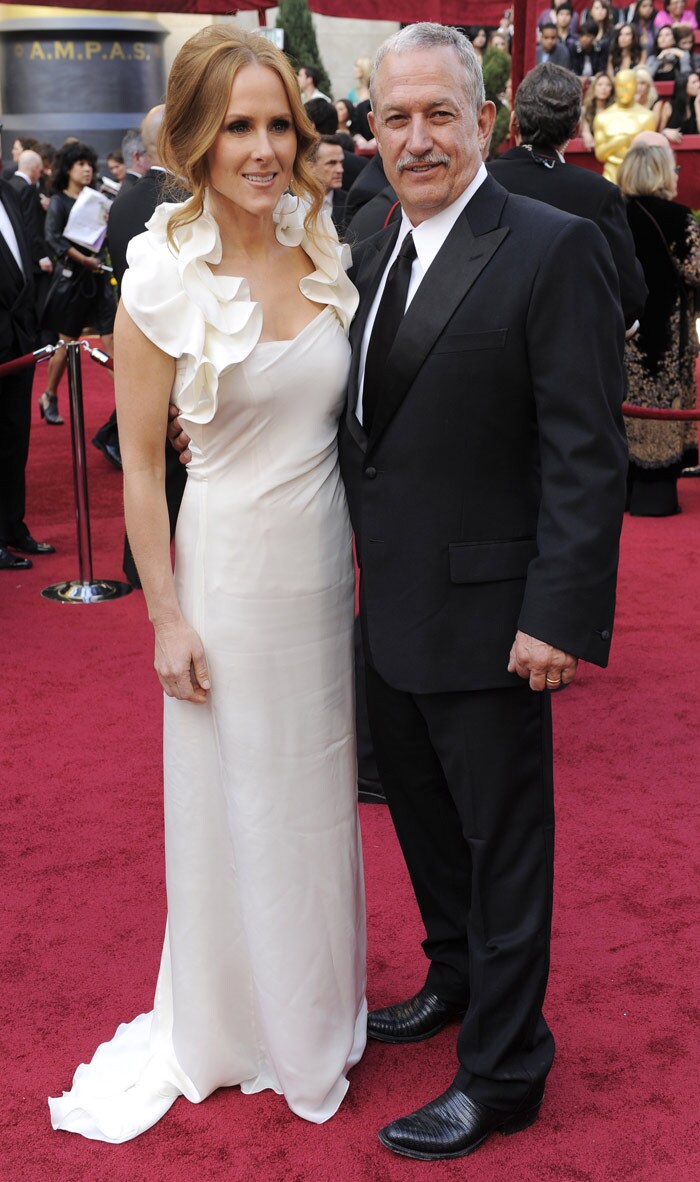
[[356, 162, 488, 424]]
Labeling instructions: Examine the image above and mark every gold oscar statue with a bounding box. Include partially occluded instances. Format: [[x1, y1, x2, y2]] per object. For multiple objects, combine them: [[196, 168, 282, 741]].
[[594, 70, 657, 184]]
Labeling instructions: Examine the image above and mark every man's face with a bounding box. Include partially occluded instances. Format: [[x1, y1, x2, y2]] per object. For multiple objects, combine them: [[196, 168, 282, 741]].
[[297, 68, 310, 91], [556, 11, 572, 31], [311, 143, 344, 192], [579, 32, 595, 49], [541, 29, 559, 52], [369, 46, 495, 227]]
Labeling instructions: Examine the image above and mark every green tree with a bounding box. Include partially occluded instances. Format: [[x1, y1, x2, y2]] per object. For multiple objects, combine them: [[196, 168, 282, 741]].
[[277, 0, 332, 99], [482, 47, 511, 160]]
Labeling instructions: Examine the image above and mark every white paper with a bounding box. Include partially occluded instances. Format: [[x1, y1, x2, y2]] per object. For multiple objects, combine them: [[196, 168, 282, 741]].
[[63, 187, 111, 253]]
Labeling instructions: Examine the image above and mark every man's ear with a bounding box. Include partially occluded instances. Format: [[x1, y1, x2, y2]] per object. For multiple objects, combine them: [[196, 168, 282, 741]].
[[367, 109, 379, 150], [509, 110, 520, 143]]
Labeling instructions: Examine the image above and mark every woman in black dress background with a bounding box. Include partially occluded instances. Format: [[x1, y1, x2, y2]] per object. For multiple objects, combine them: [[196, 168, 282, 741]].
[[619, 137, 700, 514], [39, 141, 116, 425]]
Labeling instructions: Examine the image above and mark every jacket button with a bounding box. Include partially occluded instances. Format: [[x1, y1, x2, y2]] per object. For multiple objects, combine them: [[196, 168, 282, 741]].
[[364, 466, 377, 479], [600, 629, 611, 641]]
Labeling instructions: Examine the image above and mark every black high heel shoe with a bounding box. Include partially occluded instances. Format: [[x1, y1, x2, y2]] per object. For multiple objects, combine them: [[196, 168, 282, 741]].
[[39, 391, 64, 425]]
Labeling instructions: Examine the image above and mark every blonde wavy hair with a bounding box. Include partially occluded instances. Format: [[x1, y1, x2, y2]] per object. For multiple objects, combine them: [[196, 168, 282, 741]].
[[618, 140, 676, 199], [159, 25, 324, 247]]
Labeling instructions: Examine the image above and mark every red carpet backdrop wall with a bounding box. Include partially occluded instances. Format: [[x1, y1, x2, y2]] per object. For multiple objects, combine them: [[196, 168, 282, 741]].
[[1, 363, 699, 1180]]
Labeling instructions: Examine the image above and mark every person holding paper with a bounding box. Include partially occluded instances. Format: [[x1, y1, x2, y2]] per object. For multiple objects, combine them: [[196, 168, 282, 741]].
[[39, 141, 117, 425]]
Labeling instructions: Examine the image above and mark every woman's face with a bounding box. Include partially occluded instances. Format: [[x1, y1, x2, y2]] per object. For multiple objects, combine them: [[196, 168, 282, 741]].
[[11, 139, 22, 161], [636, 75, 651, 99], [335, 99, 349, 124], [678, 32, 694, 50], [206, 64, 297, 220], [638, 0, 655, 18], [619, 25, 634, 48], [68, 159, 93, 189], [490, 32, 508, 51], [473, 28, 487, 48], [668, 0, 684, 16], [657, 26, 676, 48], [594, 74, 613, 100], [591, 0, 608, 22], [687, 72, 700, 95], [107, 156, 126, 182]]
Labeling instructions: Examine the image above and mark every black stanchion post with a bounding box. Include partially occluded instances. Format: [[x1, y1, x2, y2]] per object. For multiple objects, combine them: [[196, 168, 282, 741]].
[[67, 340, 93, 584], [42, 342, 132, 604]]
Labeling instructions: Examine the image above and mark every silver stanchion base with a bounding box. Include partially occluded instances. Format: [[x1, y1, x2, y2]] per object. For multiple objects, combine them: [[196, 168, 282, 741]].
[[41, 579, 133, 604]]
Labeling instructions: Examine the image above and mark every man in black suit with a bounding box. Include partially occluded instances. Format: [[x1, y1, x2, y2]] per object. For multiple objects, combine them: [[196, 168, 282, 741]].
[[488, 62, 647, 332], [103, 105, 187, 586], [9, 148, 53, 325], [113, 128, 149, 199], [0, 165, 54, 568], [338, 24, 628, 1159], [308, 135, 347, 234]]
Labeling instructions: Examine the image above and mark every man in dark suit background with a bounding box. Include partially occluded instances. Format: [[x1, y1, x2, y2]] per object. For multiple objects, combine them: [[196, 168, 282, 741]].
[[9, 148, 53, 325], [488, 62, 647, 333], [113, 128, 149, 199], [308, 135, 348, 234], [102, 104, 187, 586], [0, 155, 54, 568], [338, 24, 628, 1159]]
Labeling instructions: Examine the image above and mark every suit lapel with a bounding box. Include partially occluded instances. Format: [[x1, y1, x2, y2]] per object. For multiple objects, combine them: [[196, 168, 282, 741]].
[[344, 223, 400, 452], [367, 177, 510, 451], [0, 191, 27, 291]]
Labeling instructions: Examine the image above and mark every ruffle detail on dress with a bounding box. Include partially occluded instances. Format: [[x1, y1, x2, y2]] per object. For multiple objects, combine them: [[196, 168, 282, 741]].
[[120, 193, 358, 425]]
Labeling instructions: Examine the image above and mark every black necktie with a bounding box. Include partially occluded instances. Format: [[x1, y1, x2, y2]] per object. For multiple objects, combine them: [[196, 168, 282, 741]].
[[363, 231, 416, 433]]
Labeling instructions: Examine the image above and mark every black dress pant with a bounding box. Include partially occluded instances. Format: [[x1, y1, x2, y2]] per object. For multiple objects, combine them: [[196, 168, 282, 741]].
[[364, 660, 555, 1112], [0, 360, 34, 542], [123, 441, 187, 587]]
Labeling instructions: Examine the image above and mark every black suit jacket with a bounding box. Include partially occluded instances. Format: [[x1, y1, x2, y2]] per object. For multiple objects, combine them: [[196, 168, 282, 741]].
[[488, 146, 647, 328], [339, 176, 628, 694], [107, 169, 176, 287], [8, 174, 47, 269], [0, 179, 36, 359]]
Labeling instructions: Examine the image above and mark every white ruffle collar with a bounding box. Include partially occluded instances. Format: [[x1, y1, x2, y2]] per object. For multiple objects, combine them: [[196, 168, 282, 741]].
[[121, 192, 358, 424]]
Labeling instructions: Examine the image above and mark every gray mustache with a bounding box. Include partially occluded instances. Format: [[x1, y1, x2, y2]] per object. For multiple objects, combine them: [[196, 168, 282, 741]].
[[396, 154, 449, 172]]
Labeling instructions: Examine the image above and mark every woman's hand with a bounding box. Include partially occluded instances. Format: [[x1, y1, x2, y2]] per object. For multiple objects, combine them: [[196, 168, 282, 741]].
[[83, 254, 103, 273], [154, 618, 211, 703], [664, 126, 683, 142]]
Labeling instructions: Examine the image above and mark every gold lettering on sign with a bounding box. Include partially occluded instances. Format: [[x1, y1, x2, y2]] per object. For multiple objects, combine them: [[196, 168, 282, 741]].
[[85, 41, 101, 60], [30, 42, 46, 60], [132, 42, 146, 61], [109, 42, 126, 60], [54, 41, 75, 60]]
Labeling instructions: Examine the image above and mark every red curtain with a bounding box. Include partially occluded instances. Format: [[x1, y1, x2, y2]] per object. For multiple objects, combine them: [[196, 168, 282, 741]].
[[308, 1, 508, 23], [8, 0, 277, 12]]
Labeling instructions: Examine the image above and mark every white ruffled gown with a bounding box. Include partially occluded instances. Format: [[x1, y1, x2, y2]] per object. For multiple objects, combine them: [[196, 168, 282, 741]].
[[48, 196, 367, 1142]]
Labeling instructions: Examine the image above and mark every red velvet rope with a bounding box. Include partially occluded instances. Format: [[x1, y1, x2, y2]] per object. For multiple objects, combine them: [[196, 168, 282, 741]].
[[622, 404, 700, 421], [0, 342, 60, 378], [0, 351, 38, 378]]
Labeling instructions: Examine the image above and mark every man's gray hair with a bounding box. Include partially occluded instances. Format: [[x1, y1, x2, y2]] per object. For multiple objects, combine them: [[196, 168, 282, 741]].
[[121, 128, 144, 167], [514, 63, 583, 148], [369, 22, 485, 114]]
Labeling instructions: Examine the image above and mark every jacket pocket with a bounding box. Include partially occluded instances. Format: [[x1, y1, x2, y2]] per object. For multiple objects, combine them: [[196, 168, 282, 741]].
[[448, 537, 537, 584], [433, 328, 508, 355]]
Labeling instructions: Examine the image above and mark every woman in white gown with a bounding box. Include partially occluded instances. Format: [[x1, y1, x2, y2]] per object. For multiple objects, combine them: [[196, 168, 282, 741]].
[[49, 26, 366, 1143]]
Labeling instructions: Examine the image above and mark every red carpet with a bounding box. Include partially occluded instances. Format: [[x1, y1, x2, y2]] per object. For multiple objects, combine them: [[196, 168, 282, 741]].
[[2, 359, 699, 1181]]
